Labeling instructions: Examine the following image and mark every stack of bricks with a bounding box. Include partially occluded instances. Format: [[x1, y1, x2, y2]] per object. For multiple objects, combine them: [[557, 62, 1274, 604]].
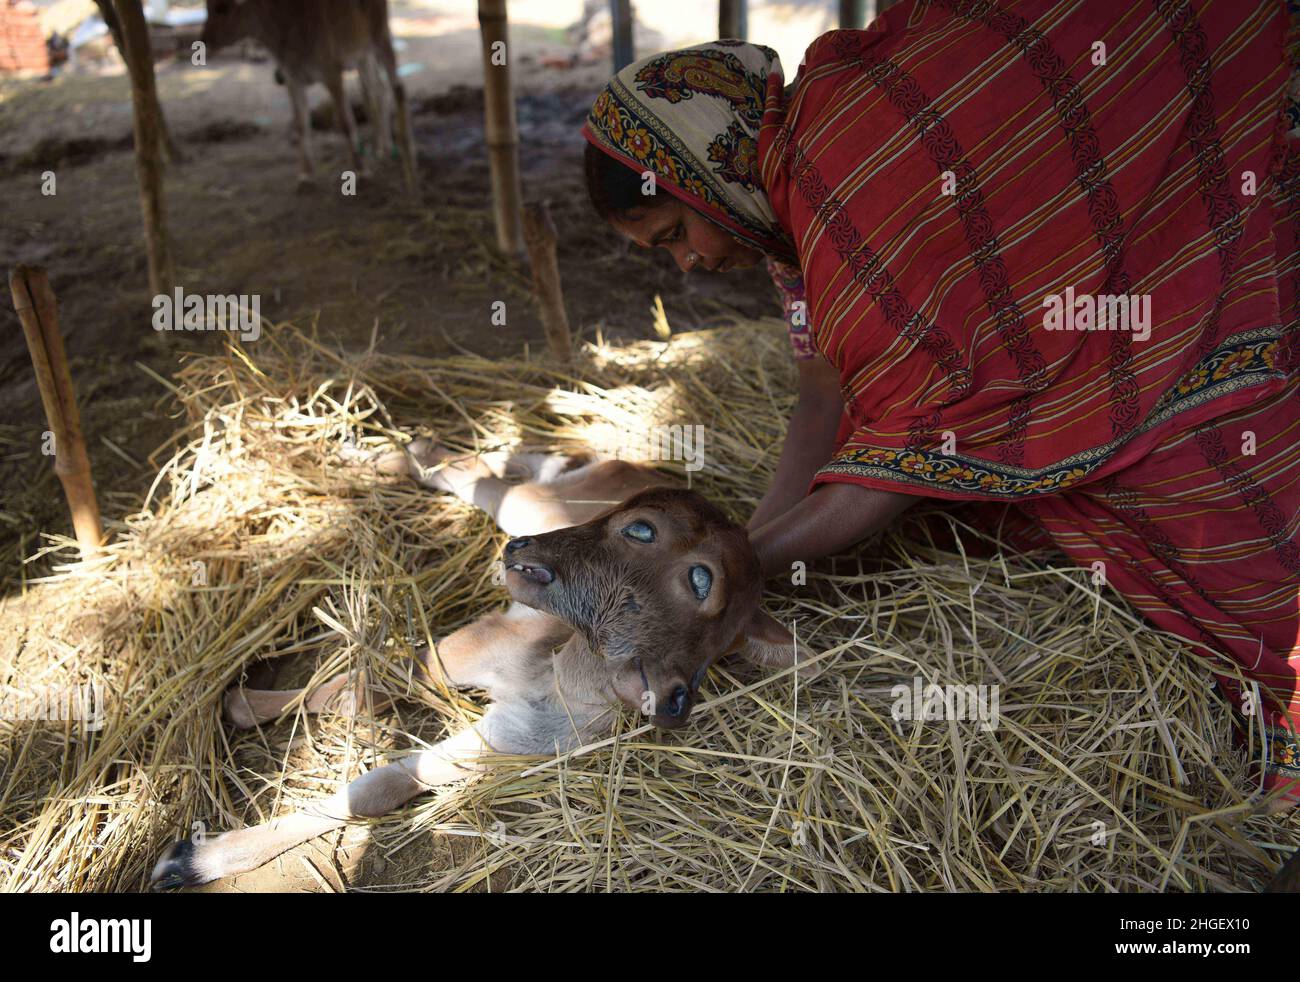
[[0, 0, 50, 76]]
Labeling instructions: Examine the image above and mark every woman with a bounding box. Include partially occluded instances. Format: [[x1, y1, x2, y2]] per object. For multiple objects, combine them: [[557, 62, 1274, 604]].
[[582, 0, 1299, 800]]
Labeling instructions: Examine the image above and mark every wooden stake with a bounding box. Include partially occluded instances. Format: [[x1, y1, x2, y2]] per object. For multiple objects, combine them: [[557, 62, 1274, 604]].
[[610, 0, 633, 73], [93, 0, 183, 164], [839, 0, 867, 29], [521, 202, 572, 360], [718, 0, 746, 40], [112, 0, 174, 296], [477, 0, 523, 255], [9, 266, 104, 556]]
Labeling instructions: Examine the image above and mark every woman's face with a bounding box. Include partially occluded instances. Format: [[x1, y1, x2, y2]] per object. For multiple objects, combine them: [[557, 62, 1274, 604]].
[[611, 200, 764, 273]]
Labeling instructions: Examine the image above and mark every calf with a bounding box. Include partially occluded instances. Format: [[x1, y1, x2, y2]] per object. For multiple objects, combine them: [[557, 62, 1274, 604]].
[[201, 0, 418, 190], [151, 440, 811, 888]]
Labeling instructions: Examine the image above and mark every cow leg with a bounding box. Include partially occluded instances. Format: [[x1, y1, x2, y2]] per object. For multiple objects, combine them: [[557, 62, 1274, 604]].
[[359, 53, 394, 160], [286, 75, 314, 185], [322, 64, 364, 176], [371, 28, 417, 193]]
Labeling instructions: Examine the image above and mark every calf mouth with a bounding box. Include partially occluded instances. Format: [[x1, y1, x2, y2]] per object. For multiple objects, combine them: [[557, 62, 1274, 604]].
[[650, 709, 692, 730], [501, 535, 557, 594], [503, 560, 555, 586]]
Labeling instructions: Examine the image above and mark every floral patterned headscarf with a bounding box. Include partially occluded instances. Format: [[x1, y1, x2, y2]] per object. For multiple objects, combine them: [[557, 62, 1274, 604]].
[[582, 41, 797, 263]]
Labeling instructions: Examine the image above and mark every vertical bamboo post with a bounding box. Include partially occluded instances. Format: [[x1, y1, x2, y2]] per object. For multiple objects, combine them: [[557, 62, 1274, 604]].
[[521, 202, 572, 360], [718, 0, 746, 39], [610, 0, 633, 73], [839, 0, 867, 28], [94, 0, 182, 163], [112, 0, 174, 296], [478, 0, 523, 255], [9, 266, 104, 557]]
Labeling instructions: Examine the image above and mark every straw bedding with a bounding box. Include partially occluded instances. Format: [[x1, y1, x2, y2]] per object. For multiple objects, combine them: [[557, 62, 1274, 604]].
[[1, 318, 1296, 892]]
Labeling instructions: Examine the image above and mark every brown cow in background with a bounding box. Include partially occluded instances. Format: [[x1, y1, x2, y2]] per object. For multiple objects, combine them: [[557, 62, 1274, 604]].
[[201, 0, 418, 191]]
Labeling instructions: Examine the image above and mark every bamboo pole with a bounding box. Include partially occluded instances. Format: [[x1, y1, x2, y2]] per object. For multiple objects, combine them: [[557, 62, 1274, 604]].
[[718, 0, 746, 40], [93, 0, 183, 163], [112, 0, 174, 296], [610, 0, 633, 73], [477, 0, 523, 255], [839, 0, 867, 29], [9, 266, 104, 556], [521, 202, 572, 360]]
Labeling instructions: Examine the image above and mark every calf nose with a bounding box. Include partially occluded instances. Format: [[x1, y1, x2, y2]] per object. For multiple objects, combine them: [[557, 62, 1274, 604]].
[[665, 685, 690, 718], [505, 536, 532, 554]]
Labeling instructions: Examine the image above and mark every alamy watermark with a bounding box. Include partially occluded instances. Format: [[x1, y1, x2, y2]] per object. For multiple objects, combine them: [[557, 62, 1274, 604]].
[[1042, 287, 1151, 342], [593, 423, 706, 473], [152, 287, 262, 341], [891, 677, 999, 732], [50, 913, 150, 962], [0, 681, 106, 732]]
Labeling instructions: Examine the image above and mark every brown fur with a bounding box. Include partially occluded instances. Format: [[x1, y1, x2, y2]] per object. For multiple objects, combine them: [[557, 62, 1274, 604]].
[[201, 0, 417, 190]]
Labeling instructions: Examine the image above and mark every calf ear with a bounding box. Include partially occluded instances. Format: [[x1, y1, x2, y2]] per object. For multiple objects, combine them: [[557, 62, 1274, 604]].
[[730, 609, 820, 678]]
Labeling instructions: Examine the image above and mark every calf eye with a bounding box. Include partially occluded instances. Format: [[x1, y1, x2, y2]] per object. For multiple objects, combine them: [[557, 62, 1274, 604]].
[[621, 521, 655, 543], [689, 565, 712, 600]]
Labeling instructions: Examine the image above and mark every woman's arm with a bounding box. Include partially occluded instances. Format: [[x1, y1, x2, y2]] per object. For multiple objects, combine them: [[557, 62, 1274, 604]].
[[747, 355, 844, 531], [750, 480, 916, 579], [747, 352, 916, 576]]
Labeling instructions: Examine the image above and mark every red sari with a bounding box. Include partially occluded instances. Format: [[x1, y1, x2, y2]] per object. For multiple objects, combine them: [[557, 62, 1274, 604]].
[[758, 0, 1300, 796]]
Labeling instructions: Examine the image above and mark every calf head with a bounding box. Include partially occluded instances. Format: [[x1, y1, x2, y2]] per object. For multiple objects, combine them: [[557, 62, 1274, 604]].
[[502, 487, 805, 728]]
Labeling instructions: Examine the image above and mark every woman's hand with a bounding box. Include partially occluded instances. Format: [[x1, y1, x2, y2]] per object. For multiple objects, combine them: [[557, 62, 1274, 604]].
[[746, 354, 915, 577], [750, 481, 915, 579], [748, 356, 843, 531]]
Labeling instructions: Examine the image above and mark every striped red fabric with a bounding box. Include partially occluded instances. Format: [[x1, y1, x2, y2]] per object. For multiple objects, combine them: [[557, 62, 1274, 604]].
[[759, 0, 1300, 795]]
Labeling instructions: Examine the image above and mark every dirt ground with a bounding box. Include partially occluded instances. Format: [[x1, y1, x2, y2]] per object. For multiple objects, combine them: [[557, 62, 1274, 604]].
[[0, 5, 781, 596]]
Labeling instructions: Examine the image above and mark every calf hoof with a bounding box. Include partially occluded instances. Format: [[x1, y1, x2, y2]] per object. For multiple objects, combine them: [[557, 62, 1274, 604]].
[[151, 839, 203, 891], [405, 437, 447, 468], [335, 688, 360, 717], [336, 440, 411, 476]]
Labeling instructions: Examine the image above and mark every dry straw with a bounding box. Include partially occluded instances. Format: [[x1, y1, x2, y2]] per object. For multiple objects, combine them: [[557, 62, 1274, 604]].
[[1, 318, 1296, 892]]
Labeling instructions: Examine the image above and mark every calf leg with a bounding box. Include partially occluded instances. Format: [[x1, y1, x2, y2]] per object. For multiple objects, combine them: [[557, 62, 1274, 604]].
[[341, 436, 671, 534], [223, 602, 569, 728], [402, 439, 668, 536], [223, 671, 360, 729], [151, 725, 490, 888], [175, 605, 568, 887]]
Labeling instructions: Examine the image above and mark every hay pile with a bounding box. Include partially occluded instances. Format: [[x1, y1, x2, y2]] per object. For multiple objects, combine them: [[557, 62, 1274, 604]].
[[1, 318, 1296, 892]]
